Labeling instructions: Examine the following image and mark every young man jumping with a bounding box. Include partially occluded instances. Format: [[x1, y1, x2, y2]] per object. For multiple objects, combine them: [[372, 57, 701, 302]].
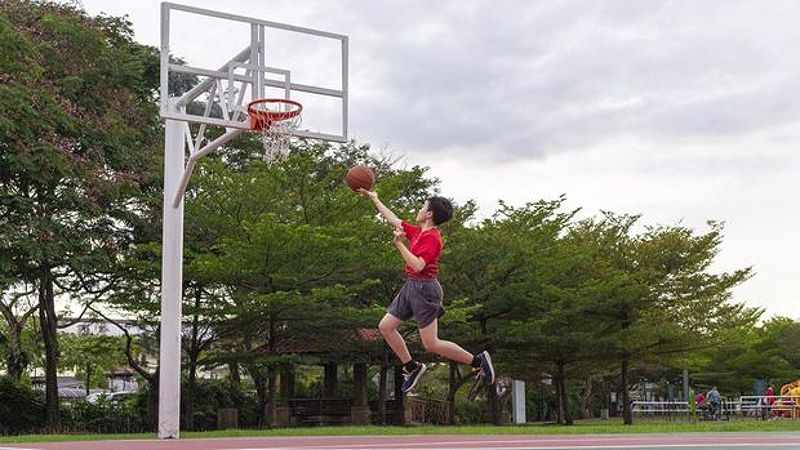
[[360, 189, 495, 393]]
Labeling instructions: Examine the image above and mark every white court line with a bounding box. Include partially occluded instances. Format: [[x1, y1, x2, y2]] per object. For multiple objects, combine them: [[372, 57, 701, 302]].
[[261, 434, 800, 448], [227, 435, 800, 450], [0, 447, 40, 450], [233, 445, 800, 450]]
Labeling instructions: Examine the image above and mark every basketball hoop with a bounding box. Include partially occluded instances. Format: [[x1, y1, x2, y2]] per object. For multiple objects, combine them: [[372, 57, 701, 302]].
[[247, 98, 303, 162]]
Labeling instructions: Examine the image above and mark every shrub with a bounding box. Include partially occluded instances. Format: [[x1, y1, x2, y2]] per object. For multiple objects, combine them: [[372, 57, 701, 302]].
[[0, 376, 45, 434], [61, 396, 147, 433]]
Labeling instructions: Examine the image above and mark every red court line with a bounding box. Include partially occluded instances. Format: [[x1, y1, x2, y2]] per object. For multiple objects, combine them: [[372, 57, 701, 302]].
[[3, 433, 800, 450]]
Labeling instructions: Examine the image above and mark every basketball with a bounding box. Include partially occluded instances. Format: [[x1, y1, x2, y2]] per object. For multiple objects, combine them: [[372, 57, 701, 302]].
[[346, 165, 375, 191]]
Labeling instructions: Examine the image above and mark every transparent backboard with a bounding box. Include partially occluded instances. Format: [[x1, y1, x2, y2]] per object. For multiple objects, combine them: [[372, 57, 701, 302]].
[[159, 2, 348, 143]]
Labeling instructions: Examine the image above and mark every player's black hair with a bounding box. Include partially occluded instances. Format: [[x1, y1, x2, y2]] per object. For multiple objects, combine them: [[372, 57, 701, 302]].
[[427, 196, 453, 225]]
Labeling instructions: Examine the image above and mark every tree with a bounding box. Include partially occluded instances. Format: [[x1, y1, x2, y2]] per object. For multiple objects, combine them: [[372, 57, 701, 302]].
[[444, 197, 576, 423], [765, 317, 800, 372], [0, 286, 37, 380], [690, 314, 799, 394], [504, 222, 608, 425], [58, 331, 127, 395], [573, 214, 751, 424], [1, 1, 162, 426], [176, 140, 437, 426]]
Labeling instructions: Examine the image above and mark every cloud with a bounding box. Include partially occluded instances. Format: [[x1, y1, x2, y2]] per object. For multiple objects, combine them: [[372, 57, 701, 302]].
[[342, 0, 800, 164], [77, 0, 800, 316]]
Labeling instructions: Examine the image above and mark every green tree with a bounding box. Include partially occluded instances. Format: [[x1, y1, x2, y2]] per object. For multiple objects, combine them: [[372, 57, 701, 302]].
[[504, 217, 609, 425], [765, 317, 800, 372], [0, 1, 161, 425], [445, 197, 576, 423], [179, 140, 436, 426], [58, 331, 127, 395], [0, 287, 37, 380], [690, 315, 799, 394], [574, 214, 751, 424]]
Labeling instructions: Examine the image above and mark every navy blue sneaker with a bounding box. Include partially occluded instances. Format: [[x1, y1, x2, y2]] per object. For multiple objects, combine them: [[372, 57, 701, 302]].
[[476, 351, 495, 385], [401, 363, 427, 393]]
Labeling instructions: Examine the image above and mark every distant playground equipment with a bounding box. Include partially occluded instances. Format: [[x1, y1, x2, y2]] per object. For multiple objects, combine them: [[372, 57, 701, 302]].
[[630, 379, 800, 421], [772, 380, 800, 418], [737, 379, 800, 419]]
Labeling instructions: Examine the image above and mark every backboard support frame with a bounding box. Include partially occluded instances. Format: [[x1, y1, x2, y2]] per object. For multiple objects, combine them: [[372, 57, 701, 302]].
[[157, 2, 348, 439], [160, 2, 349, 142]]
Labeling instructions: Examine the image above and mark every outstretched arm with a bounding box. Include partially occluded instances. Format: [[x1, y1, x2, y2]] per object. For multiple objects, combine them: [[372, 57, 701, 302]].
[[393, 228, 426, 273], [359, 189, 402, 228]]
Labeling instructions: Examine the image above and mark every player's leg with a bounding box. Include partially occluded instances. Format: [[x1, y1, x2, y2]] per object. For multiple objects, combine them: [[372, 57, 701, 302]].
[[380, 281, 430, 394], [417, 318, 472, 364], [379, 313, 427, 393], [412, 279, 497, 385], [378, 313, 411, 364], [418, 318, 496, 385]]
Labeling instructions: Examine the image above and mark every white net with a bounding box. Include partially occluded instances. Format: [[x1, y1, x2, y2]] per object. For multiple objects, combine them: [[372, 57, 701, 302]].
[[259, 113, 302, 163], [249, 99, 302, 163]]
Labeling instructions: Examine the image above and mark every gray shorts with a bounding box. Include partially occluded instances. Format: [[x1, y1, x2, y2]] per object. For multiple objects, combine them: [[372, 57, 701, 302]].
[[388, 278, 445, 329]]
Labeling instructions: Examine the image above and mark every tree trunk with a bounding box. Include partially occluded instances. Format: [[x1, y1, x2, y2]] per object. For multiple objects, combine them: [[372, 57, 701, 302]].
[[554, 364, 563, 424], [85, 364, 93, 396], [621, 354, 632, 425], [621, 309, 633, 425], [38, 268, 60, 429], [557, 361, 572, 425], [185, 287, 202, 431], [0, 295, 35, 381], [147, 374, 159, 431], [229, 362, 240, 388], [324, 362, 338, 397], [279, 364, 294, 407], [447, 361, 458, 425], [447, 361, 474, 425], [353, 363, 368, 407], [487, 374, 500, 425], [267, 364, 278, 428], [185, 352, 198, 430], [376, 349, 388, 424], [5, 325, 29, 381], [393, 365, 405, 425], [253, 370, 268, 427], [579, 377, 593, 419], [478, 318, 501, 425]]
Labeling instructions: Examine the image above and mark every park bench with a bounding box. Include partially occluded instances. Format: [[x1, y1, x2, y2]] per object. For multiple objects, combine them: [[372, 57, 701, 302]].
[[289, 398, 352, 426]]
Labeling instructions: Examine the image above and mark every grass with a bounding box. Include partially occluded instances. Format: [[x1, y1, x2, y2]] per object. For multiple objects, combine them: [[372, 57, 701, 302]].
[[2, 419, 800, 444]]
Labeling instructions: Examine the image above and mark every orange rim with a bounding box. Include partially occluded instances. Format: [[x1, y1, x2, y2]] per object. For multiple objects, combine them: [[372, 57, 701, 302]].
[[247, 98, 303, 130]]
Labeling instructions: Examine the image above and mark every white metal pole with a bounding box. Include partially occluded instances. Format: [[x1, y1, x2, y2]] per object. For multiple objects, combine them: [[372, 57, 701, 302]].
[[159, 110, 185, 439], [172, 128, 246, 208], [683, 369, 690, 404], [512, 379, 526, 424]]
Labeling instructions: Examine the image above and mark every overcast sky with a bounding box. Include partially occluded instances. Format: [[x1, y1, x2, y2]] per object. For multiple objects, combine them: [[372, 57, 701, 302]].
[[75, 0, 800, 318]]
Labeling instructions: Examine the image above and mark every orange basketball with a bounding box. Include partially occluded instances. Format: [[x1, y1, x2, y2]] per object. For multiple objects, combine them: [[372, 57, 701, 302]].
[[346, 165, 375, 191]]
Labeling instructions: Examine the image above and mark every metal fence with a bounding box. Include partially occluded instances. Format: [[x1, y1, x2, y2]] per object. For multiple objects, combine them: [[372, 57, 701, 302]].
[[734, 395, 800, 419], [631, 396, 800, 420]]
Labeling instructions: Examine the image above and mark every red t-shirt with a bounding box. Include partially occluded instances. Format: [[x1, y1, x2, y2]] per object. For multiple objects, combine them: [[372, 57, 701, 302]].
[[401, 221, 442, 279]]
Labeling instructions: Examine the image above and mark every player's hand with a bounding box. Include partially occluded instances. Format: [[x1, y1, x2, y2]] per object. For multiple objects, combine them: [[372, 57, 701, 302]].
[[392, 227, 406, 244], [358, 188, 378, 201]]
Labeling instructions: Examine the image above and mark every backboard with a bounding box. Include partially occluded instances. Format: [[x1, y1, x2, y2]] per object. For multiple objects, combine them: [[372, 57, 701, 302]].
[[156, 3, 349, 440], [159, 2, 348, 143]]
